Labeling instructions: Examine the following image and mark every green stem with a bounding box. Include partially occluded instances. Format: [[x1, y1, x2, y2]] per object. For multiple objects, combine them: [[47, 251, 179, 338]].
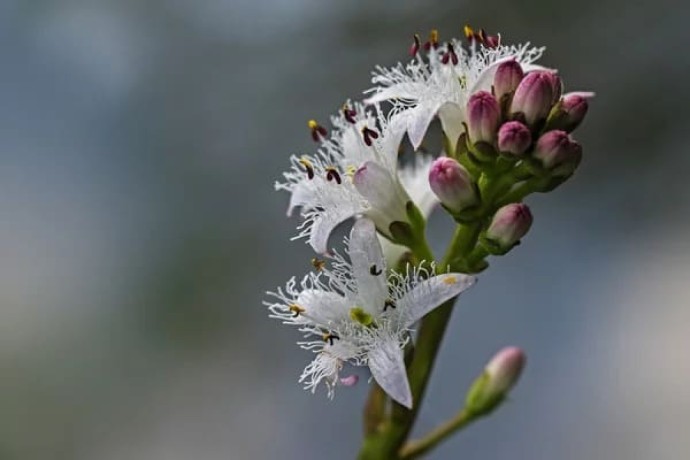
[[399, 410, 477, 459], [363, 382, 387, 435], [441, 223, 483, 270]]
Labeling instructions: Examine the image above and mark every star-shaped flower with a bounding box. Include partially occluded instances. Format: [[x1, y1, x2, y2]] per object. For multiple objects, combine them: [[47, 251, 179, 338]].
[[276, 103, 433, 254], [266, 218, 475, 407]]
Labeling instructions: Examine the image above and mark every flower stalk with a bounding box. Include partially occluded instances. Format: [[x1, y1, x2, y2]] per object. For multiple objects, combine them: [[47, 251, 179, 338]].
[[270, 23, 592, 460]]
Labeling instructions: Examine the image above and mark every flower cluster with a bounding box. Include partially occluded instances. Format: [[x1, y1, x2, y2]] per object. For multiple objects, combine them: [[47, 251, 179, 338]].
[[268, 25, 591, 407]]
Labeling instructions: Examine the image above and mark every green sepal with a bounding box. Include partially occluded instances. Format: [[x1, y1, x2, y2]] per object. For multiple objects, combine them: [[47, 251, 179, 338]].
[[405, 200, 426, 234], [464, 371, 506, 417], [389, 221, 416, 247], [543, 100, 570, 132], [448, 256, 489, 274], [468, 140, 498, 163], [448, 203, 484, 224], [478, 233, 518, 256]]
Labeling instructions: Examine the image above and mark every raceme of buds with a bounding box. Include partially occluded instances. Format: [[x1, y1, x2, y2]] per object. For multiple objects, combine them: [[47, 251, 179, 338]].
[[464, 347, 526, 416], [548, 92, 591, 132], [510, 71, 556, 126], [483, 203, 533, 254], [428, 157, 478, 213], [497, 121, 532, 156], [534, 130, 583, 176], [493, 59, 524, 101], [467, 91, 500, 144]]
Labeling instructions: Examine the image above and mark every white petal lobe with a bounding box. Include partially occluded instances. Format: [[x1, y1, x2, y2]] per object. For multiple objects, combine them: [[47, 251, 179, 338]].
[[368, 339, 413, 408], [349, 219, 388, 311], [399, 273, 476, 328]]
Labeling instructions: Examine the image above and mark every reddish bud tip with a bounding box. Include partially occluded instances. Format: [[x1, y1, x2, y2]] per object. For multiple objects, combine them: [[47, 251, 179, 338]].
[[467, 91, 501, 144], [497, 121, 532, 156], [428, 157, 477, 212]]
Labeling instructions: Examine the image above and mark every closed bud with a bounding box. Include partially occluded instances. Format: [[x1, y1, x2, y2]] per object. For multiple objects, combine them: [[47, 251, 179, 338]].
[[467, 91, 500, 144], [510, 71, 555, 126], [497, 121, 531, 156], [546, 72, 562, 104], [429, 157, 477, 212], [534, 130, 583, 176], [484, 203, 533, 253], [549, 92, 592, 132], [465, 347, 526, 416], [493, 59, 524, 100]]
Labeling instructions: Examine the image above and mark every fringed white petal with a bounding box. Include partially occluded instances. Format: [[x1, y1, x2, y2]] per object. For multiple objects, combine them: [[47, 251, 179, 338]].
[[297, 289, 351, 326], [407, 102, 441, 150], [399, 273, 476, 328], [353, 161, 410, 230], [398, 154, 438, 219], [308, 204, 361, 254], [368, 338, 412, 408], [349, 218, 388, 312], [438, 101, 466, 151]]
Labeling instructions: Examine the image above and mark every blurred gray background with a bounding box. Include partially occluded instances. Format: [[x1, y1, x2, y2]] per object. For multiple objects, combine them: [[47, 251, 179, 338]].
[[1, 0, 689, 459]]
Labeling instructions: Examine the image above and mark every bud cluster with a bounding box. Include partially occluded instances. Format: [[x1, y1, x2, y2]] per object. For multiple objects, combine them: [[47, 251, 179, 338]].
[[428, 59, 592, 262]]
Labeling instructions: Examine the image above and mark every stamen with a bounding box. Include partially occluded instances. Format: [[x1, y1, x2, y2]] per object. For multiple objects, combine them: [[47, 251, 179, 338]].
[[409, 33, 421, 56], [384, 299, 397, 311], [288, 303, 306, 317], [441, 43, 459, 66], [298, 157, 315, 179], [369, 264, 383, 276], [463, 25, 474, 41], [464, 24, 500, 48], [311, 257, 326, 271], [361, 126, 379, 147], [423, 29, 440, 51], [322, 332, 340, 346], [342, 105, 357, 124], [325, 166, 342, 184], [345, 165, 357, 178], [484, 33, 500, 48], [308, 119, 328, 142]]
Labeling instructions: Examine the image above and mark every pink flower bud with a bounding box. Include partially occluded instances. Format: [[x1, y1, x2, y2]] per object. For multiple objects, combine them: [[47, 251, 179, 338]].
[[546, 72, 562, 104], [467, 91, 500, 144], [534, 130, 583, 176], [483, 347, 526, 397], [510, 71, 555, 126], [497, 121, 532, 156], [465, 347, 526, 416], [558, 92, 590, 132], [485, 203, 533, 249], [428, 157, 477, 212], [493, 59, 524, 100]]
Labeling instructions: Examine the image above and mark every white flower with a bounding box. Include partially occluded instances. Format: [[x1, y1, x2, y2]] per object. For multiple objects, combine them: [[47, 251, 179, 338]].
[[365, 37, 546, 150], [265, 218, 476, 408], [276, 103, 419, 254]]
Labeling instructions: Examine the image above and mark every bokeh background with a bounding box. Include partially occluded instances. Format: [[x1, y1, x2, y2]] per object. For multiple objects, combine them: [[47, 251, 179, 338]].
[[1, 0, 689, 458]]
